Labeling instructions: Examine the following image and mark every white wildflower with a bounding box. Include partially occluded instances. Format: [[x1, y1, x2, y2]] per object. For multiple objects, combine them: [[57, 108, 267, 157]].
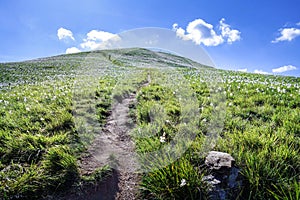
[[159, 136, 165, 143], [180, 179, 187, 187], [160, 132, 166, 143]]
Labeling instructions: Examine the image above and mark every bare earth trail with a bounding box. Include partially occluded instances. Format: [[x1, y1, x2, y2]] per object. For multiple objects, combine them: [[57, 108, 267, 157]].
[[79, 94, 139, 199], [77, 75, 151, 200]]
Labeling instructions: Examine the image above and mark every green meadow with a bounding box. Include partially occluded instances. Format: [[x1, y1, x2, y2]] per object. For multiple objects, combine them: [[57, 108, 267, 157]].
[[0, 48, 299, 199]]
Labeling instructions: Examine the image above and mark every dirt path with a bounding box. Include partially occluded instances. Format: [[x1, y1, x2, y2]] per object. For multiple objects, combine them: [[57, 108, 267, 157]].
[[77, 72, 152, 200], [78, 92, 140, 199], [71, 73, 151, 200]]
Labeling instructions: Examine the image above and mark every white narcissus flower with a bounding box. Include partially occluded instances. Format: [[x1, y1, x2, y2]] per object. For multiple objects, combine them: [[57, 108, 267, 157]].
[[180, 179, 187, 187], [160, 132, 166, 143], [159, 136, 165, 143]]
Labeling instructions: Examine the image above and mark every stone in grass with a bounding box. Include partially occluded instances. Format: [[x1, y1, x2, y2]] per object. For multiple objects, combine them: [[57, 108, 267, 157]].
[[205, 151, 235, 170], [203, 151, 242, 200]]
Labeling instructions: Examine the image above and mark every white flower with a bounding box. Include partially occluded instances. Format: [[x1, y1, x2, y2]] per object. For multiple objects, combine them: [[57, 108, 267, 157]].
[[160, 132, 166, 143], [160, 136, 165, 143], [180, 179, 187, 187]]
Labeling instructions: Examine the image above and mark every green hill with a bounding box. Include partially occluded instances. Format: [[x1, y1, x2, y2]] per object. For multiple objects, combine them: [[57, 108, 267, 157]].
[[0, 48, 299, 200]]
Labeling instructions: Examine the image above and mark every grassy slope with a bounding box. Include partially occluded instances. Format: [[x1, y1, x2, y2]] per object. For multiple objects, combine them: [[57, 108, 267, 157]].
[[0, 48, 299, 199]]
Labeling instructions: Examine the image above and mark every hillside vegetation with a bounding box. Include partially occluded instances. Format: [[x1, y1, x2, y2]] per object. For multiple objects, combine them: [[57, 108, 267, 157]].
[[0, 48, 299, 199]]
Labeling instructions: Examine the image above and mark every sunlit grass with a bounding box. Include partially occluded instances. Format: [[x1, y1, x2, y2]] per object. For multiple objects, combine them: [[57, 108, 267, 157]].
[[0, 49, 299, 199]]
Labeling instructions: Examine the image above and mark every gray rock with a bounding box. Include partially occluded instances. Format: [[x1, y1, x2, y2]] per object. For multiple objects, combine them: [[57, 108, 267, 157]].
[[205, 151, 235, 170], [203, 151, 242, 200]]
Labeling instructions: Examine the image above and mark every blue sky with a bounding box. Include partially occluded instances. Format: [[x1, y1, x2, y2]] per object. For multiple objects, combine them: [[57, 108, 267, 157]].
[[1, 0, 300, 76]]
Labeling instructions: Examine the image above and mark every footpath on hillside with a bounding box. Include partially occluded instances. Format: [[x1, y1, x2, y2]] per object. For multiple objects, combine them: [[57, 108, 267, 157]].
[[71, 74, 151, 200]]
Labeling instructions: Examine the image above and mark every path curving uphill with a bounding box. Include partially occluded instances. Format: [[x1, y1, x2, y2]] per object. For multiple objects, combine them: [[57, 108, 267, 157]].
[[77, 75, 151, 200]]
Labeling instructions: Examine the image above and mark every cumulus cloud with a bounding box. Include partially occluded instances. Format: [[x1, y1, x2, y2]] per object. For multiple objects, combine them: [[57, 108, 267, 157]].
[[272, 27, 300, 43], [172, 23, 179, 30], [58, 29, 121, 54], [254, 69, 270, 75], [238, 68, 248, 72], [219, 18, 241, 44], [80, 30, 120, 50], [57, 27, 75, 41], [87, 30, 117, 41], [172, 18, 241, 46], [272, 65, 297, 73], [66, 47, 81, 54]]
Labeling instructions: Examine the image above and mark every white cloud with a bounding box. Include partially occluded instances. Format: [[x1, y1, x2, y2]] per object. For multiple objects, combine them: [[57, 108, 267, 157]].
[[297, 22, 300, 26], [66, 47, 81, 54], [272, 27, 300, 43], [173, 18, 241, 46], [60, 29, 120, 54], [254, 69, 270, 75], [173, 19, 223, 46], [86, 30, 117, 41], [238, 68, 247, 72], [80, 30, 120, 50], [272, 65, 297, 73], [57, 27, 75, 41], [80, 40, 100, 50], [172, 23, 178, 30], [174, 26, 188, 40], [219, 18, 241, 44]]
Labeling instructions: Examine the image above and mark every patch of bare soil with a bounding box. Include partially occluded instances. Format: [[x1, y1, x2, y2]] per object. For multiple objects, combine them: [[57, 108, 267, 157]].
[[77, 93, 141, 200]]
